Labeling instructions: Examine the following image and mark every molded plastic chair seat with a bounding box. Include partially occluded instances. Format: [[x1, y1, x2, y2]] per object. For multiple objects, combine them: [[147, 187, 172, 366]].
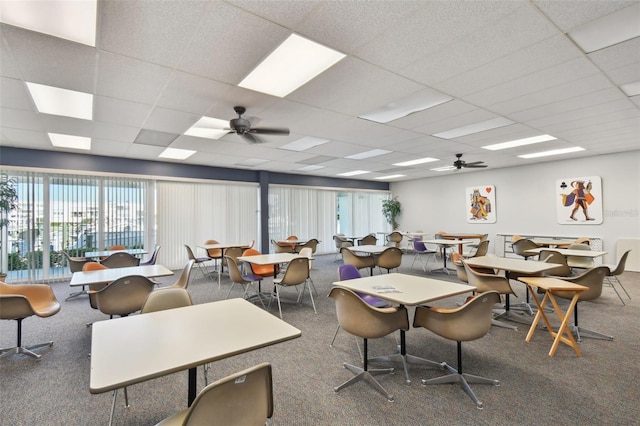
[[63, 251, 91, 300], [101, 252, 140, 268], [511, 238, 539, 260], [166, 260, 195, 290], [375, 247, 403, 274], [602, 250, 631, 305], [357, 234, 377, 246], [185, 244, 212, 281], [0, 281, 61, 360], [341, 247, 375, 275], [225, 256, 265, 309], [140, 246, 161, 266], [411, 238, 437, 271], [242, 248, 280, 277], [270, 257, 316, 318], [89, 275, 156, 319], [566, 243, 595, 270]]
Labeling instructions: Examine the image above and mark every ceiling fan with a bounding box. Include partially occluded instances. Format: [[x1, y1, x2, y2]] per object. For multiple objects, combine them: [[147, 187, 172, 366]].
[[227, 106, 290, 144], [453, 153, 487, 170]]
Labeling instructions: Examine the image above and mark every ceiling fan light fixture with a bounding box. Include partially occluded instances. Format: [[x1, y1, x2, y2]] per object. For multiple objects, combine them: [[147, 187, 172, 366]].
[[482, 134, 556, 151], [239, 34, 346, 97]]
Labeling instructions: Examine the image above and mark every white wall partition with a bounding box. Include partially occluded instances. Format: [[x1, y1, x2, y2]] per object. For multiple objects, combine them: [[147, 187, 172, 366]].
[[391, 151, 640, 265]]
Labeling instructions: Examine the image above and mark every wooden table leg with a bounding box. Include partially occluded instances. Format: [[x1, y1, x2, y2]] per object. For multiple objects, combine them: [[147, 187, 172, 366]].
[[546, 292, 582, 357]]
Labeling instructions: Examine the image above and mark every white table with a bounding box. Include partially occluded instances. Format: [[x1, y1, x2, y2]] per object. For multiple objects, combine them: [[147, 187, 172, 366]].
[[90, 298, 301, 409], [237, 253, 300, 278], [420, 239, 474, 273], [524, 247, 607, 258], [333, 273, 475, 384], [70, 264, 173, 287]]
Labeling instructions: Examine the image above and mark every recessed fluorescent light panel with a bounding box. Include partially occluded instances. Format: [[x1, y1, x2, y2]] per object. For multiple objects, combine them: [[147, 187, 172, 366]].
[[239, 34, 346, 97], [393, 157, 439, 167], [518, 147, 585, 159], [184, 117, 230, 140], [26, 82, 93, 120], [345, 149, 391, 160], [280, 137, 330, 152], [374, 174, 405, 180], [620, 81, 640, 97], [48, 133, 91, 150], [433, 117, 515, 139], [159, 148, 196, 160], [337, 170, 370, 177], [482, 134, 556, 151], [568, 3, 640, 53], [0, 0, 97, 46], [296, 165, 325, 172], [359, 88, 452, 123], [430, 166, 456, 172]]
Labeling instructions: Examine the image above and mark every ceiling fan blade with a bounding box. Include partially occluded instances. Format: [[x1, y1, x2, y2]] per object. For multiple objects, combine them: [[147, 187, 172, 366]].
[[464, 161, 484, 166], [241, 132, 267, 144], [249, 127, 290, 135], [464, 164, 488, 168]]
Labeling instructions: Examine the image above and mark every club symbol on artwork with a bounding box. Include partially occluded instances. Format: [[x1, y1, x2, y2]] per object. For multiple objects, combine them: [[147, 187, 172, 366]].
[[560, 181, 567, 189]]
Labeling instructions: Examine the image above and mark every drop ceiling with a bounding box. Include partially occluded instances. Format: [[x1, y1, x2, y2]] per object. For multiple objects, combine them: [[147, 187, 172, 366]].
[[1, 0, 638, 181]]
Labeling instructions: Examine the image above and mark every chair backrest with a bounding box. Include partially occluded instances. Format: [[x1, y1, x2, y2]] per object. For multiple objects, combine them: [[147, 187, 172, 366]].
[[413, 237, 427, 252], [226, 256, 249, 284], [386, 232, 403, 247], [140, 287, 192, 314], [341, 247, 374, 270], [184, 245, 198, 261], [183, 363, 273, 425], [0, 282, 60, 320], [271, 239, 294, 254], [451, 252, 468, 283], [328, 286, 408, 339], [299, 239, 318, 253], [566, 243, 595, 268], [511, 239, 538, 258], [63, 251, 89, 273], [247, 240, 255, 249], [609, 250, 631, 276], [511, 235, 523, 243], [222, 246, 244, 267], [554, 266, 608, 302], [204, 240, 222, 258], [376, 247, 403, 271], [101, 252, 140, 268], [108, 245, 126, 251], [141, 245, 161, 266], [538, 250, 572, 276], [83, 261, 108, 271], [357, 234, 377, 246], [574, 237, 591, 245], [169, 259, 195, 289], [338, 264, 361, 281], [413, 291, 501, 342], [277, 257, 309, 287], [473, 240, 490, 257], [298, 247, 313, 270], [463, 260, 514, 295], [93, 275, 155, 316]]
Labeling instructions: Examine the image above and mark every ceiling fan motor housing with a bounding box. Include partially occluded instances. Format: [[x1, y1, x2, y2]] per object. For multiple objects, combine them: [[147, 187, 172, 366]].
[[230, 118, 251, 134]]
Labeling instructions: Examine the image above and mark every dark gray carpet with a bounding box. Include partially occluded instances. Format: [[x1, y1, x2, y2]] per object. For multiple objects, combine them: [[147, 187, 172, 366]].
[[1, 253, 639, 425]]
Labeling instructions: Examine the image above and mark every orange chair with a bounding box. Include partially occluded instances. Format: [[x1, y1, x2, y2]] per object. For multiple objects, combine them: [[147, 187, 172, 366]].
[[285, 235, 299, 250], [100, 245, 126, 260], [204, 239, 223, 271], [242, 249, 280, 278], [83, 262, 109, 309]]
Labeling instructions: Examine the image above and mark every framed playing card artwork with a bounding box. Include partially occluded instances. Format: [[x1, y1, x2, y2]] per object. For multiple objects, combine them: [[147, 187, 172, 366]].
[[556, 176, 603, 224], [466, 185, 496, 223]]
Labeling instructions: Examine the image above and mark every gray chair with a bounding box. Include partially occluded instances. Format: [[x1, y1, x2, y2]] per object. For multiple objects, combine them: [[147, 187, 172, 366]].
[[463, 240, 489, 259], [271, 257, 316, 319], [357, 234, 377, 246], [549, 266, 613, 342], [341, 247, 375, 276], [165, 259, 195, 290], [89, 275, 155, 319], [413, 291, 501, 409], [602, 250, 631, 305], [184, 244, 212, 281], [156, 363, 273, 426], [297, 238, 319, 254], [63, 251, 91, 300], [141, 287, 192, 314], [0, 281, 61, 360], [329, 286, 409, 402], [225, 256, 265, 309], [375, 247, 403, 274], [511, 238, 539, 260], [271, 239, 295, 254], [566, 243, 595, 270], [101, 252, 140, 268], [333, 235, 353, 260], [385, 231, 403, 248]]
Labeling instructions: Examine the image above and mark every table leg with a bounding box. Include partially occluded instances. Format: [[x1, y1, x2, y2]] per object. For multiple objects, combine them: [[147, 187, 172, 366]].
[[188, 367, 197, 406], [546, 293, 582, 357]]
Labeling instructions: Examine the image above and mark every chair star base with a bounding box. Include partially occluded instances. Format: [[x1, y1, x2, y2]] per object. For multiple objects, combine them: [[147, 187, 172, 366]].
[[422, 363, 499, 409], [0, 340, 53, 360], [66, 287, 88, 301], [334, 363, 395, 402], [369, 352, 445, 385], [570, 325, 614, 343]]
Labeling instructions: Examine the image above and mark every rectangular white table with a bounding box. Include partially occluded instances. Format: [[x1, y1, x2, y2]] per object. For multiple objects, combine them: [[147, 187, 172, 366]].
[[70, 264, 173, 287], [333, 273, 475, 384], [420, 239, 474, 273], [90, 298, 301, 408], [524, 247, 607, 258], [237, 253, 300, 278]]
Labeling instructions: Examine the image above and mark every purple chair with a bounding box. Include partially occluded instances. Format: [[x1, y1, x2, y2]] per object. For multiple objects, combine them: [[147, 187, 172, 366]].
[[331, 265, 392, 347], [411, 238, 436, 271]]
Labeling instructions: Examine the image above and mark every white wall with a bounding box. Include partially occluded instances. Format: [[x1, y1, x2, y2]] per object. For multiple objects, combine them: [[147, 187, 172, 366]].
[[391, 151, 640, 265]]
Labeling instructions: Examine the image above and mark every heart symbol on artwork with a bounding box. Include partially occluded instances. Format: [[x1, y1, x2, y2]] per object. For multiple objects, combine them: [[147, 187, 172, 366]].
[[485, 187, 492, 193]]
